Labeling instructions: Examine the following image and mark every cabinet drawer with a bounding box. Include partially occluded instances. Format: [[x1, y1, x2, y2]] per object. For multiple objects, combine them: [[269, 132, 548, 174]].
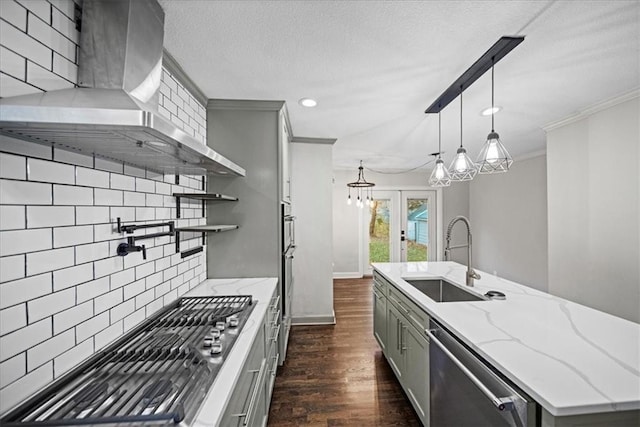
[[387, 284, 429, 332], [373, 270, 389, 296]]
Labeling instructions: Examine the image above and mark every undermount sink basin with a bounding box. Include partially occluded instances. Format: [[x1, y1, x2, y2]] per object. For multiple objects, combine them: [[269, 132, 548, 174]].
[[404, 279, 487, 303]]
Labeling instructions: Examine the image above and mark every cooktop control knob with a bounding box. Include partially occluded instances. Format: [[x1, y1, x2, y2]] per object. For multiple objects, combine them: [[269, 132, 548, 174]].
[[228, 316, 239, 328], [210, 342, 222, 355], [210, 328, 221, 339], [215, 321, 226, 331]]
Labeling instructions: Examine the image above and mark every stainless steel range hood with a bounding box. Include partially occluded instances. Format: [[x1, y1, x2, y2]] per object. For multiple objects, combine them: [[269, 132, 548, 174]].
[[0, 0, 244, 177]]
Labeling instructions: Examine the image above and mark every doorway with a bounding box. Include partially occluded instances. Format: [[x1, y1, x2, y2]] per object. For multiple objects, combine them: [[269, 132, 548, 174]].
[[363, 190, 436, 275]]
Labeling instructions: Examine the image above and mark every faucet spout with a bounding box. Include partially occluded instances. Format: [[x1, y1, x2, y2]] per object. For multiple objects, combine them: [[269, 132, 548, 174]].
[[444, 215, 481, 286]]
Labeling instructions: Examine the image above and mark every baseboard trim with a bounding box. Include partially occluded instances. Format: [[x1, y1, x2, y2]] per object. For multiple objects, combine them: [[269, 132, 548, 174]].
[[291, 312, 336, 325], [333, 272, 362, 279]]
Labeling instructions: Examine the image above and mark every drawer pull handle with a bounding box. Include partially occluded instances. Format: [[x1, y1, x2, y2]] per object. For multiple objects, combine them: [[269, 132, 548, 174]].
[[271, 324, 281, 342], [232, 358, 267, 425]]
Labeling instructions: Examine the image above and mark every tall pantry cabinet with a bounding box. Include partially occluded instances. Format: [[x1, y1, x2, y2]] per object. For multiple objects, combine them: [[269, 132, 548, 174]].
[[204, 99, 292, 363]]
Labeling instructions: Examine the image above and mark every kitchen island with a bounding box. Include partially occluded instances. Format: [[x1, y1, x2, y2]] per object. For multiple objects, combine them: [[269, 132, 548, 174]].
[[373, 261, 640, 426], [185, 277, 278, 427]]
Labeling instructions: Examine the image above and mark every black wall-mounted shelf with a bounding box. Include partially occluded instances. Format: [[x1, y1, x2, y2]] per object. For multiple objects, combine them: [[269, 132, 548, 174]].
[[173, 193, 238, 218], [174, 225, 239, 253]]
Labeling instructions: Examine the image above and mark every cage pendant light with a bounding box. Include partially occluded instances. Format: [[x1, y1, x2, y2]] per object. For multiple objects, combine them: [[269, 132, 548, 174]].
[[429, 111, 451, 187], [347, 160, 375, 208], [448, 89, 477, 181], [477, 62, 513, 173]]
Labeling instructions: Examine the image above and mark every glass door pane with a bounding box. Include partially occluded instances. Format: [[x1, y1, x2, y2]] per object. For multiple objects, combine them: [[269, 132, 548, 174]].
[[369, 199, 391, 263], [401, 191, 436, 262]]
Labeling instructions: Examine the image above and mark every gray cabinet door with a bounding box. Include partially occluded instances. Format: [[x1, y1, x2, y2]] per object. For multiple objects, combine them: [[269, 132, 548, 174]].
[[404, 323, 430, 426], [386, 303, 405, 380], [373, 287, 387, 350]]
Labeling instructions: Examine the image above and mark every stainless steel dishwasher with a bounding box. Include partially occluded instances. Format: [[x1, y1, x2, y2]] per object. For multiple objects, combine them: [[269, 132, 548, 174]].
[[426, 319, 538, 427]]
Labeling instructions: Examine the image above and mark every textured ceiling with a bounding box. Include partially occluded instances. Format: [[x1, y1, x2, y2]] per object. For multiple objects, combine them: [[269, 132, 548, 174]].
[[158, 0, 639, 170]]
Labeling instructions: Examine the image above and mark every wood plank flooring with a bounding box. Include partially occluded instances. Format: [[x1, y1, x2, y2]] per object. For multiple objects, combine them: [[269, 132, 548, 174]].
[[268, 278, 421, 426]]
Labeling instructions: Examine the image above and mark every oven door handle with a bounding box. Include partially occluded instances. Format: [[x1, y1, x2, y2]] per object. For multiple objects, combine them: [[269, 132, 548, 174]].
[[425, 328, 516, 413]]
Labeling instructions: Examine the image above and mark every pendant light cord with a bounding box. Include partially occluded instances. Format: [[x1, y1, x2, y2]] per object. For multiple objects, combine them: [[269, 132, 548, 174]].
[[438, 111, 442, 159], [491, 60, 495, 132], [459, 87, 463, 148]]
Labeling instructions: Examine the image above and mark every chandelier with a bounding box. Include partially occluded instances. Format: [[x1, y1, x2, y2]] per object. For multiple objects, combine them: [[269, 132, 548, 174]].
[[347, 160, 375, 208]]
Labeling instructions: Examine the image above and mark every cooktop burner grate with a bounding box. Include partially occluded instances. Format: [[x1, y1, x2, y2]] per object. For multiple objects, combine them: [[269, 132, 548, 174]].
[[1, 295, 254, 426]]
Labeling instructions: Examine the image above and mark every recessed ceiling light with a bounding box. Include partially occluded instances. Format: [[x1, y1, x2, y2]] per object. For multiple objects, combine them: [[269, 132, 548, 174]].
[[481, 106, 502, 116], [298, 98, 317, 108]]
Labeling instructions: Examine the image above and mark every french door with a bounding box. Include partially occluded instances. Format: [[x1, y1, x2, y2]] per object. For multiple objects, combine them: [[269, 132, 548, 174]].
[[364, 190, 436, 274]]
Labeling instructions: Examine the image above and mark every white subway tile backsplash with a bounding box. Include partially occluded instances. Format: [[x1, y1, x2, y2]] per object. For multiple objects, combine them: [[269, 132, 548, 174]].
[[146, 297, 164, 316], [134, 261, 155, 280], [17, 0, 50, 23], [135, 207, 155, 221], [0, 353, 25, 388], [27, 287, 75, 322], [0, 18, 51, 69], [53, 301, 92, 334], [76, 206, 109, 225], [0, 304, 27, 335], [94, 256, 123, 279], [145, 271, 163, 289], [27, 158, 74, 184], [94, 288, 122, 314], [135, 289, 154, 309], [26, 246, 74, 275], [53, 184, 92, 205], [76, 167, 108, 188], [135, 178, 155, 193], [49, 0, 76, 20], [53, 262, 92, 291], [27, 329, 74, 371], [95, 321, 123, 351], [0, 228, 51, 256], [155, 207, 172, 220], [94, 188, 122, 206], [93, 223, 118, 242], [76, 276, 109, 304], [50, 5, 77, 43], [53, 147, 93, 168], [154, 281, 170, 299], [75, 241, 109, 264], [0, 254, 25, 283], [0, 135, 51, 160], [123, 307, 145, 332], [0, 205, 25, 230], [110, 299, 134, 323], [0, 179, 51, 205], [0, 318, 51, 362], [0, 72, 42, 97], [0, 45, 25, 79], [52, 51, 77, 83], [27, 13, 76, 62], [123, 165, 146, 178], [53, 224, 93, 247], [53, 338, 93, 378], [123, 278, 145, 300], [110, 173, 135, 191], [110, 268, 134, 290], [0, 1, 27, 31], [109, 206, 135, 223], [27, 205, 74, 228], [75, 312, 108, 342], [155, 181, 171, 195], [0, 152, 26, 181], [0, 362, 52, 414], [94, 158, 123, 174], [26, 60, 74, 90], [145, 193, 163, 207], [123, 191, 145, 207]]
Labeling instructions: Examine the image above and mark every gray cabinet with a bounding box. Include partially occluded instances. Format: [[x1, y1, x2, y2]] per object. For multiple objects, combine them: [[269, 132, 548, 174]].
[[374, 269, 430, 426], [220, 287, 280, 427]]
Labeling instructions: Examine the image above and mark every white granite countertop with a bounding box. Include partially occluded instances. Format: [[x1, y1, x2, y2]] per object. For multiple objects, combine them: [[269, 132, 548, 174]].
[[184, 277, 278, 427], [372, 261, 640, 417]]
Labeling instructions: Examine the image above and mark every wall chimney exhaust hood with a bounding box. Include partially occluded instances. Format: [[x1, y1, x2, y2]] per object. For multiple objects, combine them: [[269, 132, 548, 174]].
[[0, 0, 245, 177]]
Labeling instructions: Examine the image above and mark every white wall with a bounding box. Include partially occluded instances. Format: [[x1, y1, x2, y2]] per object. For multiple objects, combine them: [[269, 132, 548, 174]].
[[547, 96, 639, 323], [332, 169, 469, 276], [469, 155, 548, 291], [291, 142, 335, 323]]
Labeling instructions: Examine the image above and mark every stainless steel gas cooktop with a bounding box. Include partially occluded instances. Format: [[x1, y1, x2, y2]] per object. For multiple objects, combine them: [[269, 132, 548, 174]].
[[1, 296, 255, 426]]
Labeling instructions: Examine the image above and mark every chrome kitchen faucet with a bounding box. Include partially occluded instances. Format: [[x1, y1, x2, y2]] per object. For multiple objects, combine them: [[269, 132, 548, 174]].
[[444, 216, 481, 286]]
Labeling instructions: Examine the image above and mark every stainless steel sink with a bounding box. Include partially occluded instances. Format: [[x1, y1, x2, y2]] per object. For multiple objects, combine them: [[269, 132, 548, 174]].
[[404, 279, 487, 302]]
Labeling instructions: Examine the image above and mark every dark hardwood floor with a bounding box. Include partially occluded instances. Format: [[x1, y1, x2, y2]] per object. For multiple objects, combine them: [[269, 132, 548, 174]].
[[268, 278, 421, 426]]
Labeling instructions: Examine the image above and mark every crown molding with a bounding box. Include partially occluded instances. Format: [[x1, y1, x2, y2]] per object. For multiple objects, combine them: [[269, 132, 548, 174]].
[[162, 49, 208, 106], [543, 88, 640, 132], [292, 136, 337, 145], [206, 99, 285, 111], [514, 149, 546, 161]]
